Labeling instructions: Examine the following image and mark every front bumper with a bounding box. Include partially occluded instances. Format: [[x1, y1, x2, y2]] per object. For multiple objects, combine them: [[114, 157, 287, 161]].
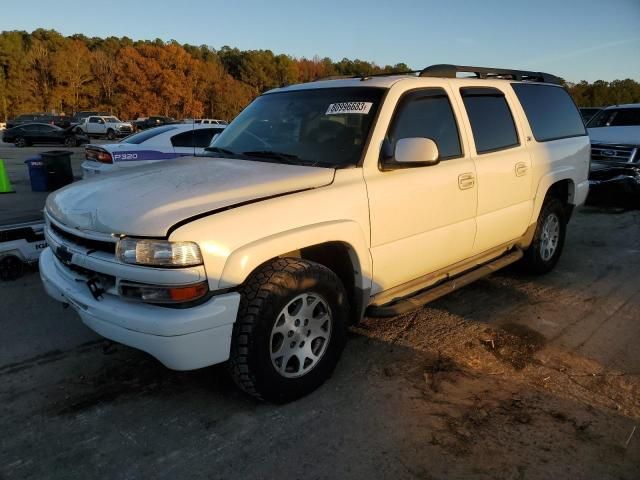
[[588, 163, 640, 206], [40, 247, 241, 370]]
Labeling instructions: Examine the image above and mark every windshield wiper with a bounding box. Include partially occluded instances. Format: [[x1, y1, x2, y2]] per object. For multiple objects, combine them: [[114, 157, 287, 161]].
[[204, 146, 238, 156], [241, 150, 306, 165]]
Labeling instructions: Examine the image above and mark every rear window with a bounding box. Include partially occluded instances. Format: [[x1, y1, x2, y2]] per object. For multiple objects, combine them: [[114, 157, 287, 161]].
[[512, 84, 586, 141], [122, 125, 177, 144], [587, 108, 640, 128], [461, 87, 519, 154], [171, 128, 223, 148]]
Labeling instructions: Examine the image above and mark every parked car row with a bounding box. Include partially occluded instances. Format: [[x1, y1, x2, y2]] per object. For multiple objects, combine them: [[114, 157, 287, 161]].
[[2, 123, 89, 147]]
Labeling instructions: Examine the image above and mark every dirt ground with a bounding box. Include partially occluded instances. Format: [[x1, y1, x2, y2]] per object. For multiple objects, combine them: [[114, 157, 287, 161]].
[[0, 141, 639, 478]]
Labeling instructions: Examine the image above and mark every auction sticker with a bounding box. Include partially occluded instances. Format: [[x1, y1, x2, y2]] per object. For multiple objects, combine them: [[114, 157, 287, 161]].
[[326, 102, 373, 115]]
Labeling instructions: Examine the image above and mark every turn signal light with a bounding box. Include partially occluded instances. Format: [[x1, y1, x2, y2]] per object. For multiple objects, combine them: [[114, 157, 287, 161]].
[[119, 281, 209, 304]]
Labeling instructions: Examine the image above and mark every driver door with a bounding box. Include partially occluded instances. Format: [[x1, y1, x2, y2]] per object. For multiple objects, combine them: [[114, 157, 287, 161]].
[[364, 87, 478, 294]]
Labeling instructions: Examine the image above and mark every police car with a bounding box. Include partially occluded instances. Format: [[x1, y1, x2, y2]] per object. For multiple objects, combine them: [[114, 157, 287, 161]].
[[81, 123, 226, 177]]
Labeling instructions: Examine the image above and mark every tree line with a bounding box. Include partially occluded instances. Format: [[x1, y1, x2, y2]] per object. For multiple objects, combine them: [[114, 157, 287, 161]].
[[0, 29, 638, 122]]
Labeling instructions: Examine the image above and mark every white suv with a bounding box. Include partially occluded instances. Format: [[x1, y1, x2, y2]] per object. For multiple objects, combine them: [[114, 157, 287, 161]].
[[40, 64, 590, 402]]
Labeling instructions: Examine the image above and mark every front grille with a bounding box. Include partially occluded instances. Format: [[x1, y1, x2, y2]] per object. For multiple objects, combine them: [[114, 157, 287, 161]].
[[118, 126, 132, 133], [50, 222, 116, 254], [591, 143, 638, 163]]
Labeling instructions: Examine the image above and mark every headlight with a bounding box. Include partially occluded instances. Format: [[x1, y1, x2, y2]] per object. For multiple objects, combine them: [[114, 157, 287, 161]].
[[116, 238, 203, 267]]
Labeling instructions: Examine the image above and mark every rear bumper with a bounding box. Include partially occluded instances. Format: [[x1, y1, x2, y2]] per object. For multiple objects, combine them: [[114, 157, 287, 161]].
[[81, 160, 116, 178], [39, 247, 241, 370]]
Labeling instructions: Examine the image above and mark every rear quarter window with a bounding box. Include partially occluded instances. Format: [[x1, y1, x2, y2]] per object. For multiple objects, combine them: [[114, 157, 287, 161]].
[[511, 83, 586, 142]]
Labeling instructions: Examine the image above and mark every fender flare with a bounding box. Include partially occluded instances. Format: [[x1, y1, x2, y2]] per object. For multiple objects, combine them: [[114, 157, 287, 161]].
[[218, 220, 372, 291], [530, 167, 576, 225]]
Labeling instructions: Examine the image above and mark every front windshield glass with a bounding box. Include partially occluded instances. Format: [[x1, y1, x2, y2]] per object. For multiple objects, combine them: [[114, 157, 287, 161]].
[[105, 116, 120, 123], [587, 108, 640, 128], [209, 87, 385, 167]]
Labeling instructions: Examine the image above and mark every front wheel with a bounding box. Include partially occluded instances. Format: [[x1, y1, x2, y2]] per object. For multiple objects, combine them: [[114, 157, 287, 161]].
[[106, 129, 116, 140], [15, 137, 26, 148], [64, 136, 77, 147], [520, 197, 567, 274], [228, 258, 349, 403]]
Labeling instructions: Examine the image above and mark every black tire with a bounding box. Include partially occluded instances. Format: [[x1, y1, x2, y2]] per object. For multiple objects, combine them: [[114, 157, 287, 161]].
[[15, 136, 26, 148], [520, 197, 567, 274], [106, 129, 116, 140], [64, 136, 77, 147], [228, 258, 349, 403], [0, 255, 24, 281]]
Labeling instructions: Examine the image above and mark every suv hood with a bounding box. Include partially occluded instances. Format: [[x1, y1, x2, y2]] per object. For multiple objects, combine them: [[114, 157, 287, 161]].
[[588, 126, 640, 145], [46, 157, 335, 237]]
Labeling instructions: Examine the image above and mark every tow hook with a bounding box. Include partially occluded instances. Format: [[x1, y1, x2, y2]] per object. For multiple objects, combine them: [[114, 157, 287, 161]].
[[86, 278, 105, 300]]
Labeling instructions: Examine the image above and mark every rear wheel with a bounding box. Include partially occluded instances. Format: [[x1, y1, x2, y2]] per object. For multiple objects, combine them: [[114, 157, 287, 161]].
[[0, 255, 24, 281], [521, 197, 567, 274], [228, 258, 349, 403], [15, 137, 26, 148]]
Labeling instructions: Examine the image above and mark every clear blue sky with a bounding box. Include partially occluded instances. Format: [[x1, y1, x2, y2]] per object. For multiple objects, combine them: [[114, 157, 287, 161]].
[[1, 0, 639, 83]]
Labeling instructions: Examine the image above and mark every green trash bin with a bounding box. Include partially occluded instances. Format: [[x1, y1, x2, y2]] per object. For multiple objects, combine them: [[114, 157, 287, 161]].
[[40, 150, 74, 191]]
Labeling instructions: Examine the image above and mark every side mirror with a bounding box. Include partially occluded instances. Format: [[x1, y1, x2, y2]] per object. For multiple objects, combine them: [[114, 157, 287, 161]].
[[394, 137, 440, 166]]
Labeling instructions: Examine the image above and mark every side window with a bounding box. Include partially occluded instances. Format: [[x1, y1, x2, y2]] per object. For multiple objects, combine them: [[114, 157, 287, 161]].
[[388, 88, 462, 160], [511, 83, 586, 141], [89, 117, 100, 124], [171, 130, 195, 148], [192, 128, 221, 147], [461, 87, 519, 154]]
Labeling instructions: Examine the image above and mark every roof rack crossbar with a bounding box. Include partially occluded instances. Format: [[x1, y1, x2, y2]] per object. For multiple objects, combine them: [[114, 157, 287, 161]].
[[419, 64, 562, 85]]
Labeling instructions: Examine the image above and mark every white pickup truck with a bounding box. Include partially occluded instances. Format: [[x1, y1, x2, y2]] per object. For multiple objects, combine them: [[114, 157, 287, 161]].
[[40, 64, 590, 402], [76, 115, 133, 140]]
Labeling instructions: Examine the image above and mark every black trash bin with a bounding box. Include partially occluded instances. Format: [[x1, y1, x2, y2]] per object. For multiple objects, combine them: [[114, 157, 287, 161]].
[[40, 150, 74, 191]]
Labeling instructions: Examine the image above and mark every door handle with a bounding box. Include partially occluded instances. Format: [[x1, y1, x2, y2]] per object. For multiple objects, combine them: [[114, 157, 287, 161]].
[[515, 162, 528, 177], [458, 172, 475, 190]]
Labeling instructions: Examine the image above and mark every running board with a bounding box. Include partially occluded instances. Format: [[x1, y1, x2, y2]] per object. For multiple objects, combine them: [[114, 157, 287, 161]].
[[366, 249, 524, 318]]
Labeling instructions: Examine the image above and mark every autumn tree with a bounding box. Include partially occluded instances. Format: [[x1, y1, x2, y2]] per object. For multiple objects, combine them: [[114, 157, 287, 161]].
[[0, 28, 638, 122], [54, 40, 94, 112]]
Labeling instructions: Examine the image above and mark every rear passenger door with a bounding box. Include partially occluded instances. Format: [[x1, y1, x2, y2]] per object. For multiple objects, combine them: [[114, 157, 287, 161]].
[[456, 86, 533, 255]]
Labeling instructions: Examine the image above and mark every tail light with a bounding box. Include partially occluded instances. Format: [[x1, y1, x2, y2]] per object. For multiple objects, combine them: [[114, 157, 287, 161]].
[[96, 151, 113, 164], [85, 148, 113, 164]]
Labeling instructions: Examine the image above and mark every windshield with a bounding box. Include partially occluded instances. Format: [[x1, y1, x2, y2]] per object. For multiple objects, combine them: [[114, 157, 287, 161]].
[[105, 116, 121, 123], [587, 108, 640, 128], [209, 87, 385, 167]]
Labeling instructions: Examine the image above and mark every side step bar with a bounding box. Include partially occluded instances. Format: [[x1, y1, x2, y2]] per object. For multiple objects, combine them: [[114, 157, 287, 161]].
[[366, 249, 524, 318]]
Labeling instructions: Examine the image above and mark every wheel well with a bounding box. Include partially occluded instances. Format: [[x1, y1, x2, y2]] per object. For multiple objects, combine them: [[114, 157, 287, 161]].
[[267, 242, 362, 324], [546, 179, 575, 220], [547, 179, 573, 205]]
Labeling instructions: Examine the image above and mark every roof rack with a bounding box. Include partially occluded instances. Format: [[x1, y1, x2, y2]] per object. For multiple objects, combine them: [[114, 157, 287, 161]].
[[418, 64, 562, 85]]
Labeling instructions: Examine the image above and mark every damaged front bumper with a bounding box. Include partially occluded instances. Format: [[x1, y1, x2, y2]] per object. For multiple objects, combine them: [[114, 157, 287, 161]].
[[588, 163, 640, 206]]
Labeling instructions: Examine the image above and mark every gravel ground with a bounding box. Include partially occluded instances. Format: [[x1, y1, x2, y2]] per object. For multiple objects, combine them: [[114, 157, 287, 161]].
[[0, 140, 639, 479]]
